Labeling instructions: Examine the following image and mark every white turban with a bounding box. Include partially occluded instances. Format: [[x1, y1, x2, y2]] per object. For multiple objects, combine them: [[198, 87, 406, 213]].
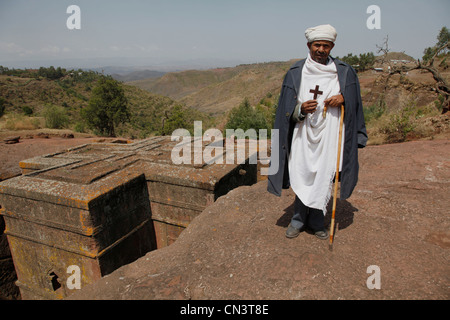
[[305, 24, 337, 43]]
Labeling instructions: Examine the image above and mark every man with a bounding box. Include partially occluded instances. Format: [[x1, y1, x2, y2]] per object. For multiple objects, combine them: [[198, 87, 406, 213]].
[[267, 24, 367, 240]]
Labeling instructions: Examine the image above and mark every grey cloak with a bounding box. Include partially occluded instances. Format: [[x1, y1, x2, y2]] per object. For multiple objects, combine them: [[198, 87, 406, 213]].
[[267, 57, 368, 200]]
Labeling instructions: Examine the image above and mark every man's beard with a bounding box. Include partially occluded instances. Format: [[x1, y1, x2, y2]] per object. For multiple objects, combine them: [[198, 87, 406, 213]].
[[312, 54, 328, 64]]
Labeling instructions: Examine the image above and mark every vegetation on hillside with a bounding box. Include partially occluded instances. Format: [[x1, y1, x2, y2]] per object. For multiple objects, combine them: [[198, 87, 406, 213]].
[[129, 61, 293, 115], [336, 52, 376, 72], [225, 94, 277, 139], [0, 66, 213, 138]]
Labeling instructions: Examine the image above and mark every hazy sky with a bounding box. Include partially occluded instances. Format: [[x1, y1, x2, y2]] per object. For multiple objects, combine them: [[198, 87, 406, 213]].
[[0, 0, 449, 69]]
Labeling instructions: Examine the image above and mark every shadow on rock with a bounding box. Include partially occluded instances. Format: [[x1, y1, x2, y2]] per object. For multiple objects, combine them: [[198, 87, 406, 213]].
[[324, 198, 358, 230], [276, 197, 358, 231]]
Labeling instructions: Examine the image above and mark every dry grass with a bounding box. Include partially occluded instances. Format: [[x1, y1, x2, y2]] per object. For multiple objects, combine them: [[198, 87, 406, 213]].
[[1, 114, 44, 131]]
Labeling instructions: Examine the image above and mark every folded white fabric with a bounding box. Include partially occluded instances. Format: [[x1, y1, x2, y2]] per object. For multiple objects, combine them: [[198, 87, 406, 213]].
[[288, 53, 344, 214], [305, 24, 337, 43]]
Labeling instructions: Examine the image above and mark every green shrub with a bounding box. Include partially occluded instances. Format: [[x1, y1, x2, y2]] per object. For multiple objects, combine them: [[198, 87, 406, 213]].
[[225, 98, 270, 139], [364, 99, 386, 124], [382, 106, 416, 143], [73, 121, 86, 133], [434, 95, 446, 112], [22, 106, 34, 116], [43, 104, 69, 129], [160, 105, 191, 136]]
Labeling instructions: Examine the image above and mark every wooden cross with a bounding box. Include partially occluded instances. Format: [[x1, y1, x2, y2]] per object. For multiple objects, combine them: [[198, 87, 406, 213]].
[[310, 85, 323, 100]]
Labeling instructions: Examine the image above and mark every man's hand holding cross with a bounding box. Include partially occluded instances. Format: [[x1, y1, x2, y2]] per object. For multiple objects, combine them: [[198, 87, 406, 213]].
[[300, 84, 344, 115]]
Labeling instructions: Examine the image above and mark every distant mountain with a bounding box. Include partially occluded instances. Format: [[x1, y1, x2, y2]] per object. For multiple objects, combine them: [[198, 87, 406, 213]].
[[375, 52, 415, 63], [111, 70, 166, 82], [127, 60, 298, 115], [0, 56, 246, 71], [125, 52, 423, 115]]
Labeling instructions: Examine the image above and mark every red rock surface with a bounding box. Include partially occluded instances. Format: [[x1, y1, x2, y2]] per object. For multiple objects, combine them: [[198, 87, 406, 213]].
[[0, 134, 120, 181], [65, 139, 449, 300]]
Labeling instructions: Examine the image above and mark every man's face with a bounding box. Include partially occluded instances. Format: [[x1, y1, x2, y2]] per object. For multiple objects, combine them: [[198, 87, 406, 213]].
[[307, 40, 334, 64]]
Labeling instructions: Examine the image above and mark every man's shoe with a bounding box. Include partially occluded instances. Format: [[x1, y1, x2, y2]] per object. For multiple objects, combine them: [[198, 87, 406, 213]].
[[285, 224, 301, 238], [314, 230, 329, 240]]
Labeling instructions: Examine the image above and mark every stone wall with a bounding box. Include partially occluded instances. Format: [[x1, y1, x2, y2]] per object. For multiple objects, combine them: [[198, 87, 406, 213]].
[[0, 212, 20, 299], [0, 136, 261, 299]]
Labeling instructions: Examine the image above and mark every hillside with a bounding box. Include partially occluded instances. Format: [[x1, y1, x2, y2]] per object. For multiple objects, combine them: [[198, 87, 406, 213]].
[[374, 51, 415, 63], [0, 70, 212, 139], [111, 70, 166, 82], [128, 60, 296, 115], [126, 53, 450, 144], [127, 53, 446, 117]]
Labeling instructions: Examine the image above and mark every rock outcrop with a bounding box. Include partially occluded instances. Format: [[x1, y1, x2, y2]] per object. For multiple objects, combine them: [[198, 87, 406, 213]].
[[68, 140, 449, 300]]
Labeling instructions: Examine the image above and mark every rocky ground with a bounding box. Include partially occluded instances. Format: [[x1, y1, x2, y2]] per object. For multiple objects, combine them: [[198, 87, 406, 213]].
[[1, 133, 449, 302], [0, 131, 124, 181], [65, 139, 449, 301]]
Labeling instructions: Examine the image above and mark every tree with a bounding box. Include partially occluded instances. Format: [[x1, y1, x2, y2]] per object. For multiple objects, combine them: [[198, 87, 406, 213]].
[[225, 98, 269, 139], [379, 29, 449, 113], [82, 76, 130, 137], [340, 53, 359, 67], [0, 97, 6, 118], [423, 27, 449, 62], [160, 104, 191, 136], [37, 66, 65, 80], [358, 52, 376, 71], [436, 27, 450, 52], [339, 52, 375, 71]]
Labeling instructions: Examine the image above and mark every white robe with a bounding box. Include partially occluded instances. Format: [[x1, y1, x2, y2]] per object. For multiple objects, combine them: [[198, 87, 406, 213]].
[[288, 54, 344, 214]]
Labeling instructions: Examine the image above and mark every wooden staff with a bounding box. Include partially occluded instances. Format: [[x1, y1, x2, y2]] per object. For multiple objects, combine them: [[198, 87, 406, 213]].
[[329, 104, 344, 251]]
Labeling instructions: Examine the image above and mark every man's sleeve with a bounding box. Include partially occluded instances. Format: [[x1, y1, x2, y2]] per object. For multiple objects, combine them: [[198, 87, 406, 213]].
[[355, 75, 368, 148]]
